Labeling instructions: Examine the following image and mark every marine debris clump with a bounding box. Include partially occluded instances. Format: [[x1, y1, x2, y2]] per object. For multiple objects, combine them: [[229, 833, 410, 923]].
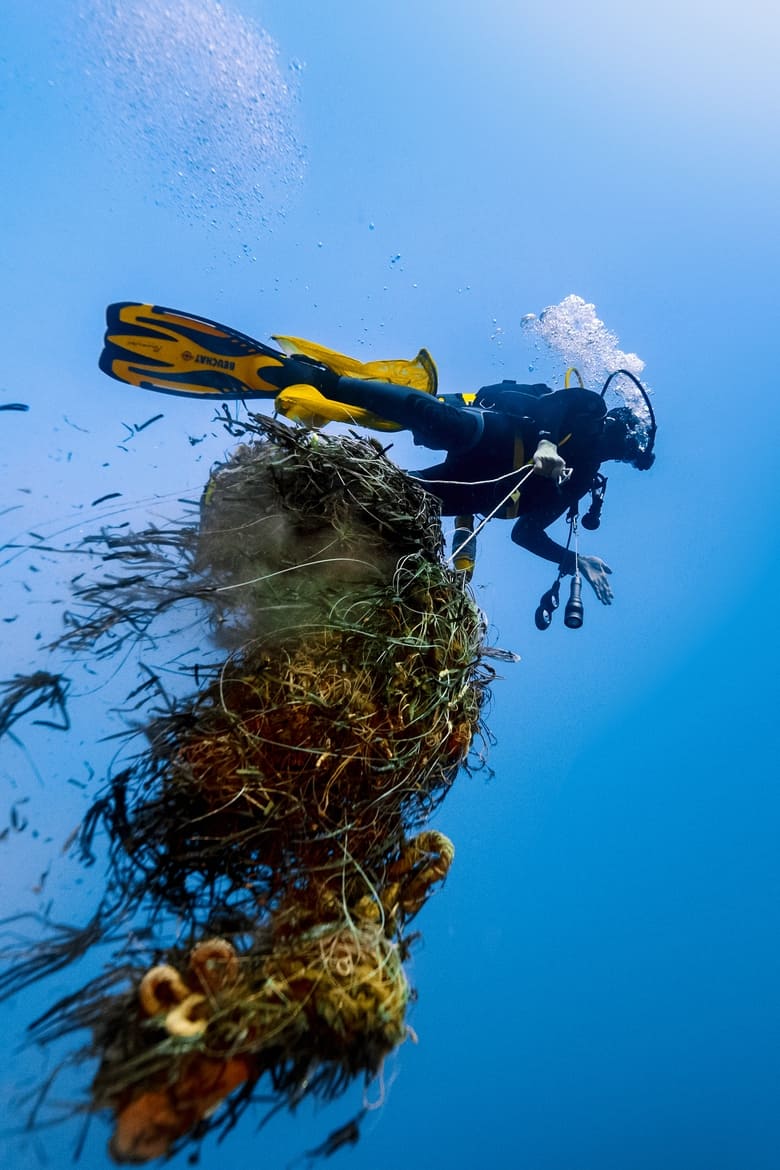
[[1, 414, 492, 1161]]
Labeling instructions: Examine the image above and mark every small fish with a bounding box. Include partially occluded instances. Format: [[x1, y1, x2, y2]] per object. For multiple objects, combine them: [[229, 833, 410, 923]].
[[482, 644, 521, 663], [133, 413, 164, 432], [305, 1112, 365, 1160]]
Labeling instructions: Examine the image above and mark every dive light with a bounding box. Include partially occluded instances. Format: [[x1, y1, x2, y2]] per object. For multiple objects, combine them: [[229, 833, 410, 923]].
[[564, 575, 584, 629]]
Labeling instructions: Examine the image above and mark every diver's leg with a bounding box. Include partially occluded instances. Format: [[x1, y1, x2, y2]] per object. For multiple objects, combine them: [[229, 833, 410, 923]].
[[262, 357, 483, 453], [261, 349, 482, 452], [327, 377, 483, 453]]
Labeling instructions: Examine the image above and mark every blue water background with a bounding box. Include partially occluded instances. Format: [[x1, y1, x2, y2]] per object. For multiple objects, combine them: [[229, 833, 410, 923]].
[[1, 3, 779, 1168]]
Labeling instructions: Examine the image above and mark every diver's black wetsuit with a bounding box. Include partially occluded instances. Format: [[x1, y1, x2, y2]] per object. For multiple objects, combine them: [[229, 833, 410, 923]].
[[261, 354, 613, 570], [323, 375, 607, 570]]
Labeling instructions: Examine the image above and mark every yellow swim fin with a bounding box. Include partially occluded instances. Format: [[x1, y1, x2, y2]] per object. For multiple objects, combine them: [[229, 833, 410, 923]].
[[272, 335, 438, 397], [274, 385, 404, 431], [99, 303, 288, 399], [100, 304, 441, 434]]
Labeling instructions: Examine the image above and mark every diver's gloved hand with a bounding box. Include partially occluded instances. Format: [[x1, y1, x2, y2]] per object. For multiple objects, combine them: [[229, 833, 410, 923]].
[[578, 555, 613, 605], [532, 439, 567, 480]]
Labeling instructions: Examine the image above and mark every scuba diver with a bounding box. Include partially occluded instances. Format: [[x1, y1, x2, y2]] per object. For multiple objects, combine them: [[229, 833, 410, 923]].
[[99, 303, 656, 621], [262, 368, 654, 609]]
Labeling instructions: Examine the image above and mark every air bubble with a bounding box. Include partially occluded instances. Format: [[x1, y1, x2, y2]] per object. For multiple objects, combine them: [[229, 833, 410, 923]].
[[521, 295, 649, 413], [76, 0, 305, 235]]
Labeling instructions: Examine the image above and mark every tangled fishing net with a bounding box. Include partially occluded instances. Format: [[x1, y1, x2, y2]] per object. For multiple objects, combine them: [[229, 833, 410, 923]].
[[1, 413, 492, 1161]]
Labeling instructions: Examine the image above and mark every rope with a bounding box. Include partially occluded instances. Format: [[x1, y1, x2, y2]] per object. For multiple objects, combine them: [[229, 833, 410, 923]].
[[415, 466, 537, 488], [447, 464, 536, 566]]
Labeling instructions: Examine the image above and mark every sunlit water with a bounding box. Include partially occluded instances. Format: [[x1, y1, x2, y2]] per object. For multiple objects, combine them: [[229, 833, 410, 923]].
[[523, 294, 648, 402], [65, 0, 305, 232], [1, 4, 666, 1167]]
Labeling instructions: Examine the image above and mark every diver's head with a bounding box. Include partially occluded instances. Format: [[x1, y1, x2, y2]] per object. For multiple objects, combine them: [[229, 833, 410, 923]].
[[603, 406, 656, 469]]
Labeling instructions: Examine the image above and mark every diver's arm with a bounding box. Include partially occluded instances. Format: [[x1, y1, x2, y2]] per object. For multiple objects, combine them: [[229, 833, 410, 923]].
[[511, 514, 576, 570], [511, 516, 613, 604]]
